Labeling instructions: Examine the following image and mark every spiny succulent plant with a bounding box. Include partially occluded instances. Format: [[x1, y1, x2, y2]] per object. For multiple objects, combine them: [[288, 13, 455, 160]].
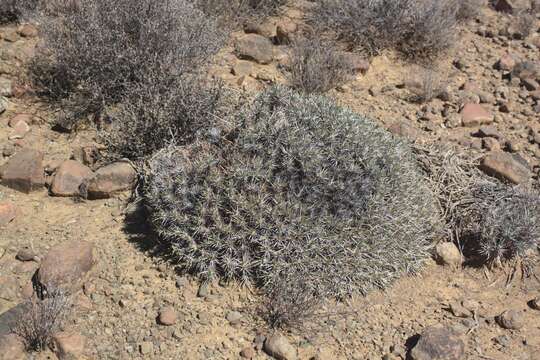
[[145, 86, 443, 325]]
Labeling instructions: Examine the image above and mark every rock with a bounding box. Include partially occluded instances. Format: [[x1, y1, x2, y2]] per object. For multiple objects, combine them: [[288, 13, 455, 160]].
[[461, 103, 493, 127], [410, 326, 465, 360], [530, 296, 540, 310], [232, 61, 254, 77], [0, 303, 26, 337], [50, 160, 93, 197], [158, 307, 177, 326], [435, 243, 462, 267], [480, 151, 531, 184], [197, 283, 209, 298], [0, 97, 8, 114], [264, 334, 297, 360], [0, 202, 16, 227], [226, 310, 242, 325], [0, 334, 25, 360], [16, 247, 38, 262], [496, 310, 524, 329], [483, 137, 501, 151], [8, 120, 30, 140], [276, 21, 297, 44], [497, 54, 517, 71], [1, 31, 19, 43], [388, 122, 419, 141], [449, 302, 472, 318], [240, 347, 255, 359], [243, 21, 276, 38], [51, 332, 86, 360], [8, 114, 32, 128], [86, 162, 136, 199], [474, 125, 502, 139], [17, 24, 38, 38], [37, 240, 94, 292], [0, 78, 13, 97], [512, 61, 540, 82], [522, 78, 539, 91], [0, 149, 44, 193], [71, 145, 99, 166], [139, 341, 153, 355], [235, 34, 274, 64]]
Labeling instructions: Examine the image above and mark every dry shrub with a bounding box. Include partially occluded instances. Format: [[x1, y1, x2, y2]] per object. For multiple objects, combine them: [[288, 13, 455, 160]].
[[456, 0, 485, 23], [145, 86, 442, 327], [196, 0, 286, 26], [407, 65, 450, 103], [31, 0, 224, 136], [287, 37, 355, 94], [12, 287, 72, 351], [311, 0, 465, 60], [414, 145, 540, 265]]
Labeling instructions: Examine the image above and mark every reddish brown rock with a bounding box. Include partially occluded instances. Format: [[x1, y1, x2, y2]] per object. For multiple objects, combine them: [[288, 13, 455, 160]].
[[8, 114, 32, 128], [496, 310, 524, 330], [158, 307, 177, 326], [37, 240, 94, 292], [50, 160, 93, 197], [0, 149, 44, 193], [0, 334, 25, 360], [235, 34, 274, 64], [410, 326, 465, 360], [240, 347, 256, 359], [51, 332, 86, 360], [480, 151, 531, 184], [276, 21, 297, 44], [461, 103, 493, 127], [8, 120, 30, 140], [496, 53, 517, 71], [17, 24, 38, 38], [0, 202, 17, 227], [72, 145, 100, 166], [86, 162, 137, 199]]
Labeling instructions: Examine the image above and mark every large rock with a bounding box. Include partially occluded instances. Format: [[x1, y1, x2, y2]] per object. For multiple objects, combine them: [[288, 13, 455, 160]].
[[0, 304, 27, 337], [37, 240, 94, 292], [235, 34, 274, 64], [461, 104, 493, 127], [435, 242, 462, 267], [0, 149, 44, 193], [50, 160, 93, 197], [480, 151, 531, 184], [51, 332, 86, 360], [263, 334, 297, 360], [86, 162, 137, 199], [0, 202, 17, 227], [0, 334, 25, 360], [496, 53, 517, 72], [410, 326, 465, 360], [496, 310, 524, 330], [494, 0, 530, 13]]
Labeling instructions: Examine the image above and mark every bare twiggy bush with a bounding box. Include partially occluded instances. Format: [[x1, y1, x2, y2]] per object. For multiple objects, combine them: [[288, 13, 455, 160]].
[[196, 0, 285, 26], [408, 65, 450, 103], [287, 37, 355, 94], [31, 0, 224, 133], [146, 86, 442, 327], [100, 75, 227, 160], [12, 287, 72, 351], [311, 0, 461, 59], [413, 145, 540, 265]]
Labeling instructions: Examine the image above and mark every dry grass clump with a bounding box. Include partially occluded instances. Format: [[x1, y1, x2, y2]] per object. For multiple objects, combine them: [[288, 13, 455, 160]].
[[287, 37, 355, 94], [30, 0, 224, 140], [414, 145, 540, 266], [145, 86, 442, 327], [12, 287, 72, 352], [407, 65, 450, 103], [310, 0, 474, 60]]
